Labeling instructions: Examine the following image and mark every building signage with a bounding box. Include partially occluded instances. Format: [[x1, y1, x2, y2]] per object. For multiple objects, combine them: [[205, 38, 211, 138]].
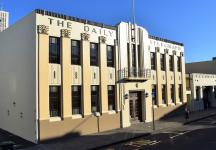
[[48, 18, 114, 37], [150, 39, 182, 51]]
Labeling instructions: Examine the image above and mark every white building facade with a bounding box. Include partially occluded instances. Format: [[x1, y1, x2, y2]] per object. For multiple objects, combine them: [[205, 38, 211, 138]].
[[0, 10, 9, 32]]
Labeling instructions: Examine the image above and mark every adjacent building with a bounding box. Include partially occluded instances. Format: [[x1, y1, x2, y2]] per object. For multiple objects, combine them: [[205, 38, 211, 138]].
[[186, 73, 216, 112], [0, 9, 187, 143], [0, 10, 9, 32], [186, 58, 216, 111]]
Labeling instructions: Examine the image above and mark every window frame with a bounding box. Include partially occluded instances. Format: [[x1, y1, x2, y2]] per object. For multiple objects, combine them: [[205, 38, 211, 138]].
[[49, 86, 61, 117], [90, 43, 99, 66], [91, 85, 100, 113], [72, 85, 82, 115], [107, 45, 115, 67], [49, 36, 61, 64], [71, 40, 81, 65], [108, 85, 115, 111]]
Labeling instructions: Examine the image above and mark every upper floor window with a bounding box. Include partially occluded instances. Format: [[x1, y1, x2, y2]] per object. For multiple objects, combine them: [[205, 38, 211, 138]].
[[107, 45, 114, 67], [160, 54, 165, 71], [131, 44, 136, 68], [90, 43, 99, 66], [108, 85, 115, 111], [49, 86, 61, 117], [49, 36, 60, 64], [72, 86, 82, 115], [169, 55, 174, 71], [177, 57, 181, 72], [71, 40, 81, 65], [151, 52, 156, 70]]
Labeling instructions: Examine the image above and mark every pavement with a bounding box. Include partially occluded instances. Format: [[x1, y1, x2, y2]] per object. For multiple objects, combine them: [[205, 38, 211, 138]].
[[106, 115, 216, 150], [0, 108, 216, 150]]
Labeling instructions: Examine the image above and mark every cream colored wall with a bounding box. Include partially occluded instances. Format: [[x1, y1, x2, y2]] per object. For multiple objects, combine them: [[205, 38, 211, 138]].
[[0, 12, 37, 143], [36, 13, 117, 120]]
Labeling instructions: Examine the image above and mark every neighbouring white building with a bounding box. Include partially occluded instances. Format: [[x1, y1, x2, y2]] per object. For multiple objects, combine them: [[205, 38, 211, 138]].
[[0, 10, 9, 32]]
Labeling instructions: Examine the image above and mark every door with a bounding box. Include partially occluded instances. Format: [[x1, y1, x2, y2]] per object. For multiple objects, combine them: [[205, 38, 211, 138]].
[[129, 92, 142, 123]]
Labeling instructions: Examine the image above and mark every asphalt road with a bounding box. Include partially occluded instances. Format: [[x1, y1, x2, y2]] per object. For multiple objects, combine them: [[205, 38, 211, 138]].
[[103, 115, 216, 150]]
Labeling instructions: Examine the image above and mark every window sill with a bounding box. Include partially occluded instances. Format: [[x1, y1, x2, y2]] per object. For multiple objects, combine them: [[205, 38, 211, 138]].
[[72, 114, 83, 119], [49, 117, 61, 122], [108, 110, 116, 114], [93, 112, 101, 117], [168, 103, 175, 106], [153, 105, 158, 108], [159, 104, 167, 107]]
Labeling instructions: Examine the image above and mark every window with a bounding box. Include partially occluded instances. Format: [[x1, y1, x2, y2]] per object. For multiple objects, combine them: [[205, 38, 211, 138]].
[[152, 85, 157, 105], [196, 86, 199, 100], [49, 86, 61, 117], [72, 86, 81, 115], [71, 40, 81, 65], [90, 43, 98, 66], [177, 57, 181, 72], [169, 55, 174, 71], [214, 87, 216, 99], [160, 54, 165, 71], [151, 52, 156, 70], [132, 44, 136, 68], [138, 45, 141, 68], [108, 85, 115, 111], [171, 84, 175, 103], [107, 45, 114, 67], [162, 85, 166, 104], [179, 84, 182, 102], [49, 36, 60, 64], [91, 85, 99, 113]]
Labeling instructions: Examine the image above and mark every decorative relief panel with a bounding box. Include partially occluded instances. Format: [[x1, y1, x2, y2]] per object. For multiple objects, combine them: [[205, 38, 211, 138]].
[[72, 65, 82, 85], [61, 29, 71, 38], [108, 68, 115, 85], [49, 64, 61, 85], [91, 67, 99, 85], [37, 25, 49, 35], [81, 33, 90, 41], [99, 36, 107, 44]]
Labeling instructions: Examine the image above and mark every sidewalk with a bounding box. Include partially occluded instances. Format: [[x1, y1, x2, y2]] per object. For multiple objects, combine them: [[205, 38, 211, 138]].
[[1, 108, 216, 150]]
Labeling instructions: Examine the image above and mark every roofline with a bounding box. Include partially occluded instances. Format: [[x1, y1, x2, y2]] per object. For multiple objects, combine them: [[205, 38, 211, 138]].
[[149, 35, 184, 46], [35, 9, 116, 30]]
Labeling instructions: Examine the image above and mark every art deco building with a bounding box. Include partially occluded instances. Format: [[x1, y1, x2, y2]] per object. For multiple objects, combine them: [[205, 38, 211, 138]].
[[0, 9, 187, 143], [0, 10, 9, 32]]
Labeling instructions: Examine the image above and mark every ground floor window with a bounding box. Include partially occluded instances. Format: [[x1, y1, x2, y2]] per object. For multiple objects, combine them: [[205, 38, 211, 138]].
[[171, 84, 175, 103], [196, 86, 199, 100], [108, 85, 115, 111], [162, 85, 166, 104], [152, 85, 157, 105], [214, 87, 216, 99], [179, 84, 182, 102], [91, 85, 100, 113], [72, 86, 82, 115], [49, 86, 61, 117]]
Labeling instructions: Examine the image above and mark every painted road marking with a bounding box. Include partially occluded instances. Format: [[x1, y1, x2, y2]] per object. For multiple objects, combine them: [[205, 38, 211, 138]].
[[170, 131, 191, 139]]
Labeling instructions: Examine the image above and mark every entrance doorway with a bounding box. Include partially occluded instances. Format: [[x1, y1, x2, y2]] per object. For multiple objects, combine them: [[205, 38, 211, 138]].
[[129, 92, 142, 123]]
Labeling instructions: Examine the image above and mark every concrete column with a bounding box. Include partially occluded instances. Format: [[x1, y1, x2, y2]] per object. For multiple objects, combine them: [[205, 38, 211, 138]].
[[156, 48, 162, 105], [114, 40, 120, 111], [173, 53, 179, 104], [181, 53, 187, 103], [99, 36, 108, 113], [81, 33, 91, 116], [165, 50, 171, 105], [38, 26, 49, 120], [200, 86, 203, 100], [61, 30, 72, 118]]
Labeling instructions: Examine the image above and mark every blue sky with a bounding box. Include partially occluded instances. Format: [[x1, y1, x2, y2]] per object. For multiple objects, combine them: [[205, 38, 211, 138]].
[[1, 0, 216, 63]]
